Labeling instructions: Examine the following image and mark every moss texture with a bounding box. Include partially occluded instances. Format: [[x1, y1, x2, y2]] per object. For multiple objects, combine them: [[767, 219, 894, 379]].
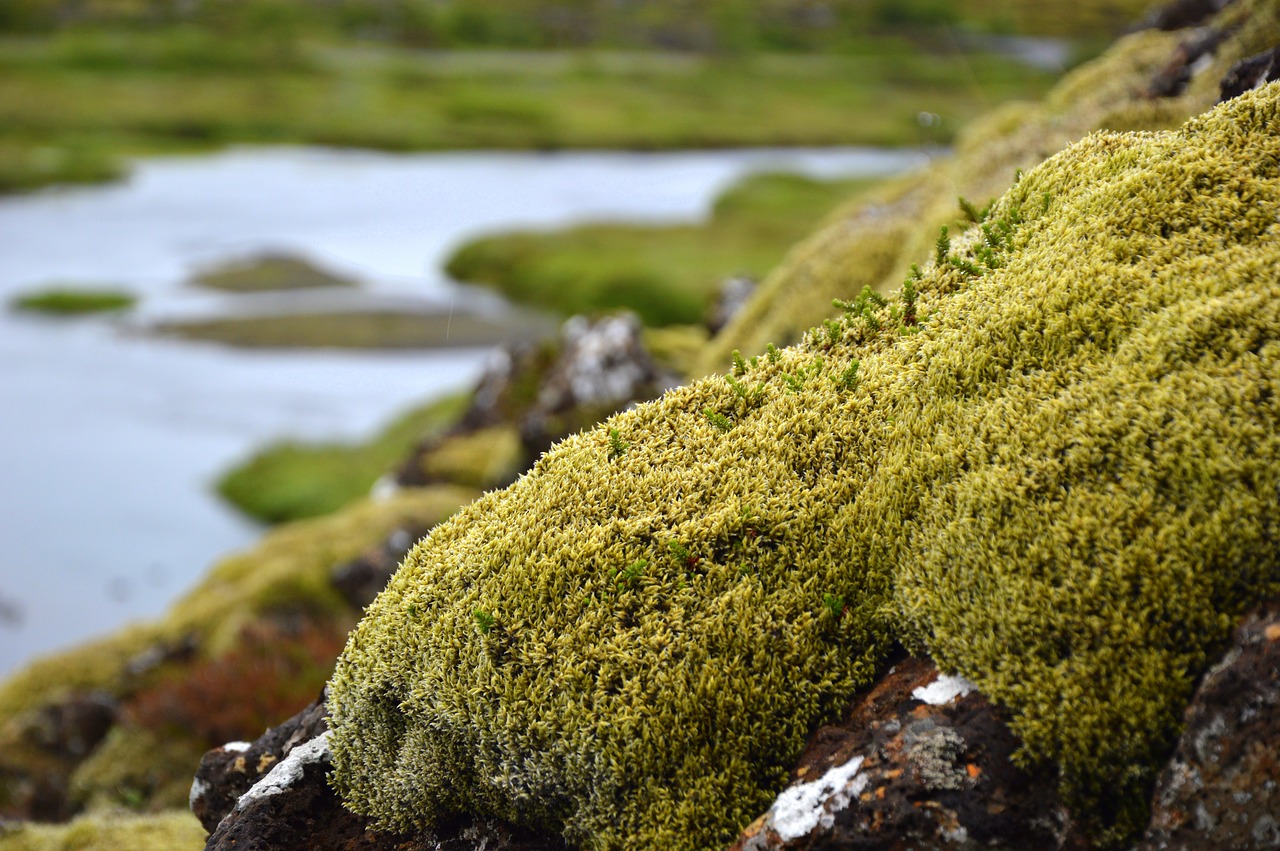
[[696, 0, 1280, 374], [0, 809, 204, 850], [329, 85, 1280, 848]]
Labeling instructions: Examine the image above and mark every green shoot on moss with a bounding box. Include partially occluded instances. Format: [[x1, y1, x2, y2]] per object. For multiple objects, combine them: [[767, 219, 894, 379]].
[[935, 224, 951, 265], [766, 342, 781, 364], [834, 361, 860, 391], [607, 427, 629, 460], [613, 559, 647, 590], [822, 593, 845, 619], [473, 610, 495, 635], [703, 408, 732, 431], [731, 349, 749, 377]]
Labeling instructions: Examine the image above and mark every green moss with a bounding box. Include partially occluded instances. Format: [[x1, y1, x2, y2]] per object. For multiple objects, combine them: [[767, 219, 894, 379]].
[[0, 808, 205, 850], [443, 172, 881, 327], [217, 393, 468, 523], [413, 426, 526, 491], [329, 86, 1280, 848], [69, 727, 208, 814], [10, 287, 135, 315]]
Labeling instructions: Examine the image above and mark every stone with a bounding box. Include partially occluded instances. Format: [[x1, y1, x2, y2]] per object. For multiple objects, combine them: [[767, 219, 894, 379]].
[[706, 276, 757, 336], [1219, 45, 1280, 101], [1147, 26, 1233, 98], [1138, 597, 1280, 851], [731, 656, 1082, 851], [195, 690, 566, 850], [1137, 0, 1237, 31], [331, 525, 433, 611]]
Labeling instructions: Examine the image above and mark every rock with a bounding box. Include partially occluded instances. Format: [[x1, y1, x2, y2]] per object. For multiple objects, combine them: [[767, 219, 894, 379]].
[[196, 690, 565, 850], [519, 313, 677, 456], [1138, 597, 1280, 851], [1147, 26, 1232, 98], [331, 525, 433, 611], [732, 656, 1081, 851], [191, 689, 329, 834], [0, 691, 118, 821], [1219, 45, 1280, 101], [1137, 0, 1236, 31], [706, 276, 757, 336], [396, 313, 676, 486]]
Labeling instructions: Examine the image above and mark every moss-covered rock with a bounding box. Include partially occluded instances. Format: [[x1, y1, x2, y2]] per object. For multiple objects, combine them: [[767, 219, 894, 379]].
[[329, 85, 1280, 848]]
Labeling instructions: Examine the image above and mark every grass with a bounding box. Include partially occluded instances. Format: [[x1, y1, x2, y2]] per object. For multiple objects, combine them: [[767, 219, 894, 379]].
[[217, 393, 468, 523], [0, 32, 1064, 192], [10, 286, 136, 314], [153, 308, 557, 349], [445, 170, 883, 325], [191, 253, 357, 292]]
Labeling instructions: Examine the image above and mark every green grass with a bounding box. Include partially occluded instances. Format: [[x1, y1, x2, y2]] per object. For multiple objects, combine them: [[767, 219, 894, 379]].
[[0, 33, 1063, 192], [10, 286, 136, 314], [217, 393, 469, 523], [445, 171, 882, 326]]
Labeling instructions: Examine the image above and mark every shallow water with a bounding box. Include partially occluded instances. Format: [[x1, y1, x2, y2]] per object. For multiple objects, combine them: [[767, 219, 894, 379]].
[[0, 145, 926, 676]]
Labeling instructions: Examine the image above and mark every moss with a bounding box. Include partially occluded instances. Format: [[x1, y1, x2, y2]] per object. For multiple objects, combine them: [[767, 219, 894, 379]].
[[697, 0, 1280, 375], [0, 808, 205, 850], [330, 86, 1280, 848], [68, 727, 208, 814], [190, 253, 356, 293], [217, 392, 469, 524], [414, 426, 526, 491]]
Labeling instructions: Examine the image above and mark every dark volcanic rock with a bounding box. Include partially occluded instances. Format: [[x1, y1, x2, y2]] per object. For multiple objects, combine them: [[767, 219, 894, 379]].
[[1137, 0, 1236, 31], [1138, 598, 1280, 851], [0, 691, 118, 821], [331, 526, 432, 611], [191, 689, 329, 833], [731, 657, 1081, 851], [1219, 46, 1280, 101], [197, 690, 567, 850], [1147, 26, 1233, 98]]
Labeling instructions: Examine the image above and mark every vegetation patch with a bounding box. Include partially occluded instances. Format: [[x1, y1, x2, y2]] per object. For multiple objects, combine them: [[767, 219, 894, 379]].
[[152, 308, 555, 349], [190, 252, 357, 293], [0, 808, 205, 850], [445, 172, 881, 326], [329, 87, 1280, 849], [218, 393, 468, 523], [10, 286, 135, 315]]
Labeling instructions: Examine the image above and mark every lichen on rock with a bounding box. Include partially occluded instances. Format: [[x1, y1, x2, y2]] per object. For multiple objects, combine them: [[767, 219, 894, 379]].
[[328, 85, 1280, 849]]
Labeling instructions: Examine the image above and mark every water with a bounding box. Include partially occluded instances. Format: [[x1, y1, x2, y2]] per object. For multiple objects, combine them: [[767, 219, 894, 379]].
[[0, 145, 926, 676]]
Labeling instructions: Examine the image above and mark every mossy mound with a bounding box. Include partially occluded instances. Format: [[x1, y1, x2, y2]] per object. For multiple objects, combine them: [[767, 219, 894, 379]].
[[329, 85, 1280, 848], [697, 0, 1280, 374]]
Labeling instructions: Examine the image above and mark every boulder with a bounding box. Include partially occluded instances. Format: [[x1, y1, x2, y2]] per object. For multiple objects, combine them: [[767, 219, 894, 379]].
[[195, 690, 565, 850], [1219, 45, 1280, 101], [1138, 598, 1280, 850], [732, 657, 1081, 851]]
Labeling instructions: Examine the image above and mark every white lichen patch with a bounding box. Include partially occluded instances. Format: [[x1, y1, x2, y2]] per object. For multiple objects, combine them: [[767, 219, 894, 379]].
[[188, 776, 210, 810], [234, 731, 332, 812], [767, 756, 867, 841], [912, 674, 976, 706], [222, 741, 252, 753]]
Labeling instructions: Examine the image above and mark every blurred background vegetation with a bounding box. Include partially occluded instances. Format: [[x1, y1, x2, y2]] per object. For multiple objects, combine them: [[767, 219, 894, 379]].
[[0, 0, 1151, 191]]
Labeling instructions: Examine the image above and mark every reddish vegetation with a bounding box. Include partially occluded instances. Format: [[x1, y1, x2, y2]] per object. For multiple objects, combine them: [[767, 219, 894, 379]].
[[125, 619, 348, 747]]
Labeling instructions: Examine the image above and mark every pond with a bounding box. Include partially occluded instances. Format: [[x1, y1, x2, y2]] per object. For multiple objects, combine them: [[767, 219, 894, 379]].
[[0, 144, 926, 676]]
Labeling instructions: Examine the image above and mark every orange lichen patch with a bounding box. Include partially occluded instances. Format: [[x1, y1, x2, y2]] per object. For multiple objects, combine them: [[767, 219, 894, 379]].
[[1263, 623, 1280, 641]]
